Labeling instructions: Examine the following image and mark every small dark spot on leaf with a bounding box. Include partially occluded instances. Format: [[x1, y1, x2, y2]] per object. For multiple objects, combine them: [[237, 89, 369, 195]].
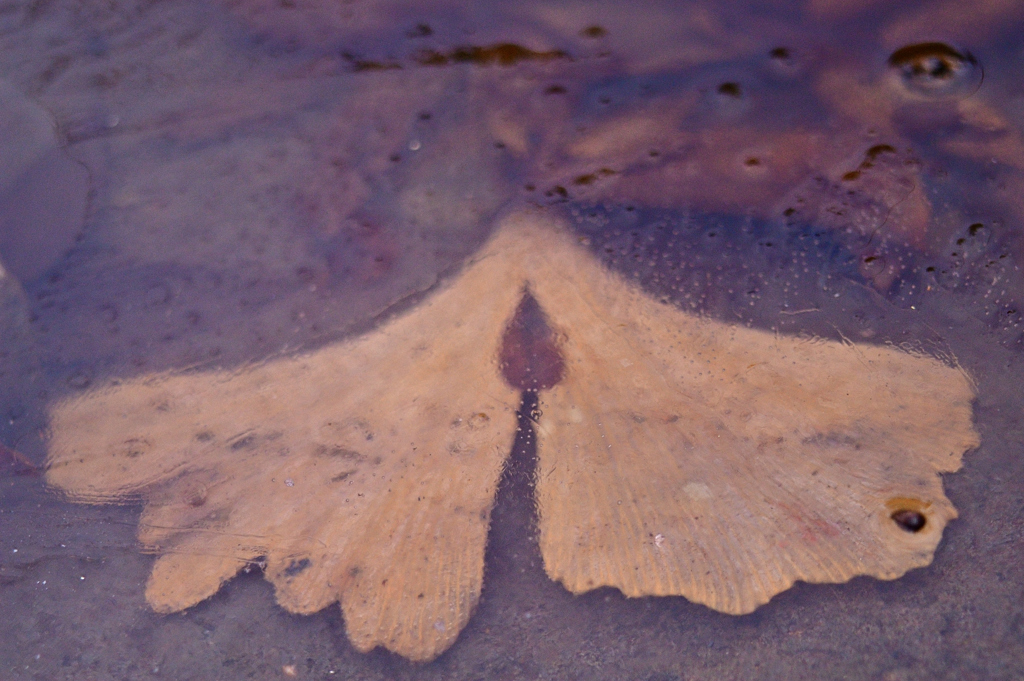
[[284, 558, 311, 576], [186, 487, 207, 507], [122, 438, 151, 459], [230, 434, 257, 451], [891, 509, 927, 532], [468, 413, 490, 429], [316, 445, 365, 462]]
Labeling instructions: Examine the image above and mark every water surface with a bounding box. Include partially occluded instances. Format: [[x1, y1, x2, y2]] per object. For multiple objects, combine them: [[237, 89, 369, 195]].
[[1, 1, 1024, 679]]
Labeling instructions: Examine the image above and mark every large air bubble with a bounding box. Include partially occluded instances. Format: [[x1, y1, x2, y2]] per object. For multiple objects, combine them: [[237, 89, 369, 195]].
[[887, 42, 983, 99]]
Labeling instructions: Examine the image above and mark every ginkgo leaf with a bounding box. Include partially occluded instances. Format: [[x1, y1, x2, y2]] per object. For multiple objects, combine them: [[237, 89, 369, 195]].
[[521, 217, 979, 613], [45, 222, 535, 661], [45, 211, 979, 662]]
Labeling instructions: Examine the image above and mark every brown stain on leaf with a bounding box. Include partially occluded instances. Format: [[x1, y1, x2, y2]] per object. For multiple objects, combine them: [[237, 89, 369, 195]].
[[499, 290, 565, 391]]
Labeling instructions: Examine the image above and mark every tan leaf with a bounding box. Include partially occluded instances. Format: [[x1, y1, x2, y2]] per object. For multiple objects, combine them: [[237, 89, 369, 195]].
[[46, 211, 978, 661], [46, 222, 530, 661], [523, 219, 978, 611]]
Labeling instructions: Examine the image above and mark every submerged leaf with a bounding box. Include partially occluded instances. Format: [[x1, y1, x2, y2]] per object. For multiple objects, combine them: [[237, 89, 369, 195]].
[[46, 224, 530, 661], [522, 222, 978, 610], [45, 211, 978, 661]]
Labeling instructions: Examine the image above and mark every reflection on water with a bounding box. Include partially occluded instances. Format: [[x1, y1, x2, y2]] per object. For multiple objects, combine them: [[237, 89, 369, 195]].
[[1, 0, 1024, 678]]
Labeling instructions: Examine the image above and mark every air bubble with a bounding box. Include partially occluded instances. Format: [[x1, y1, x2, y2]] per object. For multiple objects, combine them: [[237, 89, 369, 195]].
[[888, 42, 982, 99]]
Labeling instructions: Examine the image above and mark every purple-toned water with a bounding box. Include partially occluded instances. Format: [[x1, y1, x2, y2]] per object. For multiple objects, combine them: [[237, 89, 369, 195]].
[[1, 1, 1023, 679]]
